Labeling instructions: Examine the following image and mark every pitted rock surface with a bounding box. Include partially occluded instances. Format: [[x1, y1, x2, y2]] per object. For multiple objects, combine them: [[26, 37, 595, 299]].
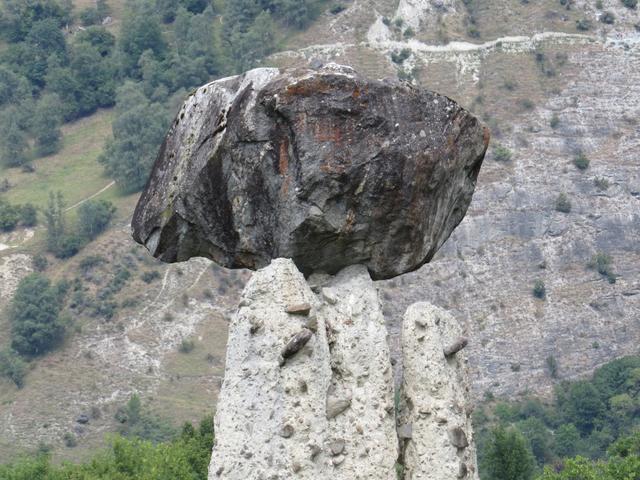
[[209, 258, 397, 480], [132, 64, 488, 279], [399, 303, 479, 480]]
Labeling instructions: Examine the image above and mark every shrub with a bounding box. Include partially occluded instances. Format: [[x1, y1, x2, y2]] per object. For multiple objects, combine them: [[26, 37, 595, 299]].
[[9, 273, 67, 356], [533, 279, 546, 299], [330, 4, 345, 14], [596, 0, 603, 8], [550, 113, 560, 129], [63, 432, 77, 447], [576, 18, 592, 30], [555, 193, 572, 213], [600, 11, 615, 23], [391, 48, 411, 64], [573, 152, 590, 170], [0, 349, 27, 388], [79, 254, 106, 272], [546, 355, 559, 378], [141, 270, 161, 283], [493, 144, 513, 162], [55, 234, 83, 258], [404, 27, 415, 38], [588, 252, 616, 283], [77, 199, 116, 240], [79, 7, 101, 26], [32, 254, 48, 272], [18, 203, 37, 227], [622, 0, 637, 8], [179, 338, 195, 353], [0, 200, 19, 231], [519, 98, 535, 110], [594, 177, 610, 190], [382, 16, 391, 26]]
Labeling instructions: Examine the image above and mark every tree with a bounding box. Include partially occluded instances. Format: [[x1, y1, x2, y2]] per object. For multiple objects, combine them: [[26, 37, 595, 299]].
[[230, 10, 277, 72], [0, 349, 27, 388], [75, 26, 116, 56], [9, 273, 67, 356], [517, 417, 553, 465], [77, 199, 116, 240], [44, 191, 65, 253], [0, 199, 20, 231], [559, 381, 606, 435], [0, 66, 30, 107], [118, 2, 166, 77], [68, 42, 117, 115], [481, 426, 535, 480], [19, 203, 38, 227], [0, 0, 73, 43], [0, 107, 28, 167], [555, 423, 581, 458], [99, 82, 168, 193], [32, 92, 63, 156], [25, 18, 67, 60]]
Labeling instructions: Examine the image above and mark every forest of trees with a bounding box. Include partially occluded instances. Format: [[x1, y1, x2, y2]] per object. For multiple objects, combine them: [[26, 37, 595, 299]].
[[0, 0, 328, 191], [476, 355, 640, 479], [0, 413, 214, 480]]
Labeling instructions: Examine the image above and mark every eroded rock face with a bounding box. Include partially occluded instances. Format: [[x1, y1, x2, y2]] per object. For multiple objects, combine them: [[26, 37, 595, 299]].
[[209, 258, 397, 480], [399, 303, 479, 480], [132, 64, 488, 279]]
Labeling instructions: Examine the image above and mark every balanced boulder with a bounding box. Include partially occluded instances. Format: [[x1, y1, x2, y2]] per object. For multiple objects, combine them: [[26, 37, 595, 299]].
[[132, 64, 488, 279]]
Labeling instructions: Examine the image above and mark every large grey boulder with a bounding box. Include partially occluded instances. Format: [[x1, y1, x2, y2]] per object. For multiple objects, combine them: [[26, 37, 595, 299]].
[[131, 64, 488, 279]]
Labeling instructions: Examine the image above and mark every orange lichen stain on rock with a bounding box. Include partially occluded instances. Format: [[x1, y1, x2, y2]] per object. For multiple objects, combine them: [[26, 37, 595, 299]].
[[482, 126, 491, 149], [286, 78, 331, 97], [278, 138, 291, 196], [352, 86, 361, 99], [314, 119, 343, 144], [279, 138, 289, 175]]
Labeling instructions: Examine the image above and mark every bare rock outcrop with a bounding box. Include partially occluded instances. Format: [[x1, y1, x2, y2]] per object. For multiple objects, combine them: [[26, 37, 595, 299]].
[[132, 64, 488, 279], [210, 258, 397, 480], [399, 303, 478, 480]]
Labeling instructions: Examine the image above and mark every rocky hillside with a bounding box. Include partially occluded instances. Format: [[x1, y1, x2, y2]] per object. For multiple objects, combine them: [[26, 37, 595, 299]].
[[269, 0, 640, 400], [0, 0, 638, 462]]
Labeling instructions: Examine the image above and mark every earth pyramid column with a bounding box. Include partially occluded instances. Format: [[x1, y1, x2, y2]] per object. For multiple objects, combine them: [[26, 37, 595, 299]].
[[132, 64, 489, 479]]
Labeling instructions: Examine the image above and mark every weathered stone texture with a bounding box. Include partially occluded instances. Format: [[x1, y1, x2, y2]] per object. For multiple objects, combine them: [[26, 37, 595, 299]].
[[209, 259, 397, 480], [132, 64, 488, 279], [400, 303, 478, 480]]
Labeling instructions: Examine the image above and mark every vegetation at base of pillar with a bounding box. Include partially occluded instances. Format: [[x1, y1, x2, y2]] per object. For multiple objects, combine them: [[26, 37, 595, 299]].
[[475, 355, 640, 479], [0, 414, 214, 480]]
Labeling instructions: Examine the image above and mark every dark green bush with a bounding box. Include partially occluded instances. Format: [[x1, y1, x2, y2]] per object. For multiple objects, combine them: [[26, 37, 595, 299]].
[[573, 152, 590, 170], [600, 11, 615, 23], [588, 252, 616, 283], [77, 199, 116, 240], [32, 254, 48, 272], [533, 279, 546, 299], [141, 270, 161, 283], [576, 18, 592, 30], [493, 144, 513, 162], [9, 273, 67, 356], [555, 193, 572, 213], [0, 349, 27, 388], [391, 48, 412, 64], [621, 0, 637, 9]]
